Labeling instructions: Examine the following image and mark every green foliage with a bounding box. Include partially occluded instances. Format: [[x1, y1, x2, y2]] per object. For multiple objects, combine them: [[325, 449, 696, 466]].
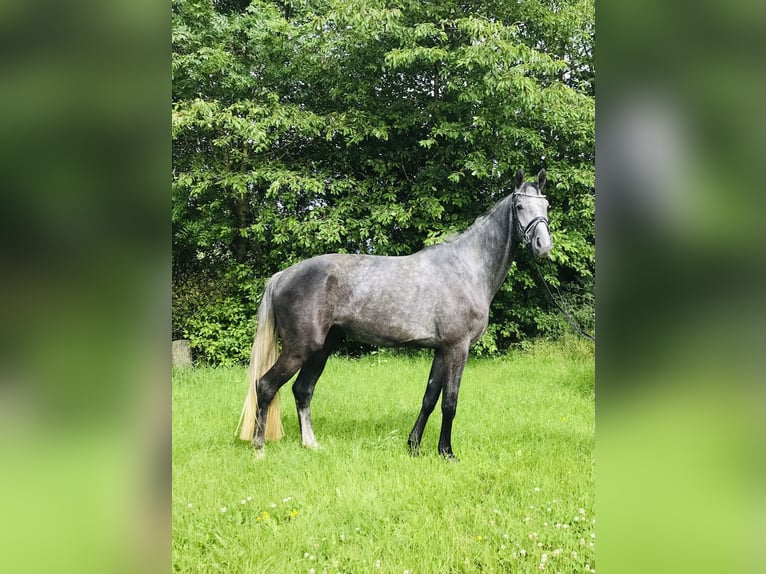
[[172, 0, 594, 364], [172, 264, 264, 365]]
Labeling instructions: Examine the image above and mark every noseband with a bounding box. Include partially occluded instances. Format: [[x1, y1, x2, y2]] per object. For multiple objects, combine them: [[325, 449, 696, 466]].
[[512, 191, 549, 246]]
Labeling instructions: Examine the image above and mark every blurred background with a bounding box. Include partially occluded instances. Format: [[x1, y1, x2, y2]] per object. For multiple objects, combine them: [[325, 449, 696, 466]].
[[598, 1, 766, 572], [0, 0, 764, 573], [0, 1, 169, 573]]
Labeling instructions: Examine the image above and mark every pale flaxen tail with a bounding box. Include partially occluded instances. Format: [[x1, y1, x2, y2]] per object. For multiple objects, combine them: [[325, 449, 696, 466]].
[[236, 273, 284, 442]]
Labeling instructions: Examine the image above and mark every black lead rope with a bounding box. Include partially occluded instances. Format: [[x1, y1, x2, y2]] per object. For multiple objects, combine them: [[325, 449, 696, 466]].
[[533, 258, 596, 343]]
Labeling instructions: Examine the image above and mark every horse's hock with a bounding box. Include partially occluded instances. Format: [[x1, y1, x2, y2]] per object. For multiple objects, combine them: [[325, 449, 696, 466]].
[[172, 339, 193, 368]]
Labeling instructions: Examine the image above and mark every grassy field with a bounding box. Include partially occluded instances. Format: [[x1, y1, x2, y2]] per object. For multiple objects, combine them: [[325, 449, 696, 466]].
[[172, 339, 594, 573]]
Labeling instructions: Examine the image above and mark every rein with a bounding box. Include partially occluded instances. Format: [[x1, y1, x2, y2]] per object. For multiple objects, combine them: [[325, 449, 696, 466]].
[[533, 258, 596, 343], [512, 190, 595, 343]]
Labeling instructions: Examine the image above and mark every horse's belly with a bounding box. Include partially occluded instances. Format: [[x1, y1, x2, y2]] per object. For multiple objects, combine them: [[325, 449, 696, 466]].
[[336, 315, 438, 348]]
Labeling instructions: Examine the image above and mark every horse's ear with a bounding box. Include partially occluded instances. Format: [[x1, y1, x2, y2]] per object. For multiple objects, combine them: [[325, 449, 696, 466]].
[[536, 169, 547, 191], [514, 169, 524, 189]]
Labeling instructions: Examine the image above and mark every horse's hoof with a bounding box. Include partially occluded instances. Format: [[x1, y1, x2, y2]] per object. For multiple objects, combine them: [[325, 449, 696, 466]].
[[302, 441, 321, 450], [408, 438, 421, 456], [253, 447, 265, 460]]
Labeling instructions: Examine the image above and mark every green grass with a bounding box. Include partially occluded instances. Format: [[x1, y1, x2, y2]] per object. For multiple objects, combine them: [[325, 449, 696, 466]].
[[173, 339, 594, 573]]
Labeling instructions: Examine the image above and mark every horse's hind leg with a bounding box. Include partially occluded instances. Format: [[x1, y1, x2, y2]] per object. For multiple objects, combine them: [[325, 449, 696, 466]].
[[292, 346, 331, 449], [408, 350, 445, 456], [253, 351, 304, 449]]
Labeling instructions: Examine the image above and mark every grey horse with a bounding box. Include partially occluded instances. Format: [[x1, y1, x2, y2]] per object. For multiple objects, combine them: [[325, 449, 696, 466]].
[[237, 168, 552, 459]]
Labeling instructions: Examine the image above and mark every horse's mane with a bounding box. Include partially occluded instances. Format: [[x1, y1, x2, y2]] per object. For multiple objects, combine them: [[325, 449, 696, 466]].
[[420, 182, 541, 250]]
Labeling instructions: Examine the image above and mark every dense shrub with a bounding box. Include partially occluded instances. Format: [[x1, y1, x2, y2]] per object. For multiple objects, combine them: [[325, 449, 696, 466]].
[[172, 0, 594, 364]]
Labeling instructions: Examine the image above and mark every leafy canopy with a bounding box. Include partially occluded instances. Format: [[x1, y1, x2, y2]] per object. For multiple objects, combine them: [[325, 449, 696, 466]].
[[172, 0, 594, 364]]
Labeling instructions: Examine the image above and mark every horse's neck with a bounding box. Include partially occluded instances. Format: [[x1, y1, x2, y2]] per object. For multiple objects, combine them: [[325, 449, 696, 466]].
[[452, 196, 518, 303]]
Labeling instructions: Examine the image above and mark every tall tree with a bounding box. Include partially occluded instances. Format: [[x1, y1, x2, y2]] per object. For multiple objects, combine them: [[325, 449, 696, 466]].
[[172, 0, 594, 363]]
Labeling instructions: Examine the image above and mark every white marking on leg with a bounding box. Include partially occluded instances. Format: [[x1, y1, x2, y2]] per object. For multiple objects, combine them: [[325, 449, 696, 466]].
[[298, 407, 320, 449]]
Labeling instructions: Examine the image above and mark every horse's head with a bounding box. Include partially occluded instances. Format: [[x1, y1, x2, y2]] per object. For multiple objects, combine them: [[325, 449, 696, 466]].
[[512, 169, 553, 258]]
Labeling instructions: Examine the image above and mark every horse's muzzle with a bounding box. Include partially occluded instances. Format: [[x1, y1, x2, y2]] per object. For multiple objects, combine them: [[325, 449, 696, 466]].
[[523, 217, 552, 258], [530, 227, 553, 258]]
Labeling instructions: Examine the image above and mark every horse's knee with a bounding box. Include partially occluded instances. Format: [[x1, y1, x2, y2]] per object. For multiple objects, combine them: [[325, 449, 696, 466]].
[[441, 391, 458, 417]]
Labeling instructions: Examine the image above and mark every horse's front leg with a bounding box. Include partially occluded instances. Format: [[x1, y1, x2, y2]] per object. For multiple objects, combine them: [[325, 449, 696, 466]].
[[437, 343, 469, 460], [408, 350, 445, 455]]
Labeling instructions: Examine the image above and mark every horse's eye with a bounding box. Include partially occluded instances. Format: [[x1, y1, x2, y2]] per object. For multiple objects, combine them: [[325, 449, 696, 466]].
[[516, 204, 523, 210]]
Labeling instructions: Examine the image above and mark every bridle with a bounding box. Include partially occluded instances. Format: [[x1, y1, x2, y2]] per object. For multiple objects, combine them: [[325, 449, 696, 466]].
[[512, 190, 550, 246], [512, 188, 595, 342]]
